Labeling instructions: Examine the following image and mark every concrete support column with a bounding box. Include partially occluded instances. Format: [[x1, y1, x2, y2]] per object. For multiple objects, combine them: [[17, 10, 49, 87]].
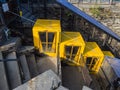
[[0, 52, 9, 90], [5, 52, 21, 89], [26, 54, 38, 78], [19, 55, 31, 82]]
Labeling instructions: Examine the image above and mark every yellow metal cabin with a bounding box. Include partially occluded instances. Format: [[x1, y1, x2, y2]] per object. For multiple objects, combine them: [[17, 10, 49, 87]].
[[33, 19, 61, 57], [103, 51, 114, 58], [83, 42, 104, 72], [60, 32, 85, 66]]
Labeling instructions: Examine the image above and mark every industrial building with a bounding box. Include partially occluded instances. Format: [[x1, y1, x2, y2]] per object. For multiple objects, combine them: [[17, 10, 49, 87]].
[[0, 0, 120, 90]]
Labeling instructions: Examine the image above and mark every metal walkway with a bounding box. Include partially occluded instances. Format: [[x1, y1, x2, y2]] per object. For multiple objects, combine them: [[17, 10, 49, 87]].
[[56, 0, 120, 41]]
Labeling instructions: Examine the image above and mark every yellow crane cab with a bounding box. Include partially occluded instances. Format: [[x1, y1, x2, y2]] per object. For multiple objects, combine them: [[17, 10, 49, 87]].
[[83, 42, 104, 73], [103, 51, 114, 58], [60, 32, 85, 66], [33, 19, 61, 57]]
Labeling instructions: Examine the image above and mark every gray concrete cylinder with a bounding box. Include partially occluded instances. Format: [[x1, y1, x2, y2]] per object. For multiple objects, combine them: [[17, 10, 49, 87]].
[[0, 52, 9, 90], [19, 55, 31, 82], [5, 52, 21, 89], [26, 54, 38, 78]]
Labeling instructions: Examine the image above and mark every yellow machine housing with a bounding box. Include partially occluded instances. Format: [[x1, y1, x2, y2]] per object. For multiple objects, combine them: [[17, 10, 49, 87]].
[[103, 51, 114, 58], [33, 19, 61, 57], [83, 42, 104, 72], [60, 32, 85, 66]]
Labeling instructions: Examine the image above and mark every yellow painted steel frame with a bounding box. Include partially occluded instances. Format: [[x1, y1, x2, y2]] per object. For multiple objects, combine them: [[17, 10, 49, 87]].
[[60, 32, 85, 66], [33, 19, 61, 57], [20, 11, 22, 16], [83, 42, 104, 72], [103, 51, 114, 58]]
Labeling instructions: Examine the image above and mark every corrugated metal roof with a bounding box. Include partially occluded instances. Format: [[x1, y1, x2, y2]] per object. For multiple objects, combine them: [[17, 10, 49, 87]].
[[56, 0, 120, 42]]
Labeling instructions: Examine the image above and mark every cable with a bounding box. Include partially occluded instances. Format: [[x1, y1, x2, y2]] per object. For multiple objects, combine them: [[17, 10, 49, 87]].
[[8, 10, 60, 28], [0, 7, 56, 30], [7, 11, 35, 23]]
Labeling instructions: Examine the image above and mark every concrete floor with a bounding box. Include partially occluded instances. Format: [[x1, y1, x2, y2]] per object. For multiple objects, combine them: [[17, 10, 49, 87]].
[[36, 56, 58, 74], [62, 66, 102, 90], [90, 74, 101, 90], [62, 66, 85, 90]]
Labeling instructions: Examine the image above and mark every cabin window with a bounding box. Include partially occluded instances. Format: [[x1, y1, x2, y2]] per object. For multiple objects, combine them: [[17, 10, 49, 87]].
[[65, 46, 79, 60], [86, 57, 98, 70], [39, 32, 56, 53]]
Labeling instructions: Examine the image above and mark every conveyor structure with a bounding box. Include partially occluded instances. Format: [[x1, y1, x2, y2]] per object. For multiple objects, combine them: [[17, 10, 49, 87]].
[[1, 0, 120, 89], [33, 19, 61, 57], [60, 32, 85, 66], [83, 42, 104, 72], [32, 19, 114, 73]]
